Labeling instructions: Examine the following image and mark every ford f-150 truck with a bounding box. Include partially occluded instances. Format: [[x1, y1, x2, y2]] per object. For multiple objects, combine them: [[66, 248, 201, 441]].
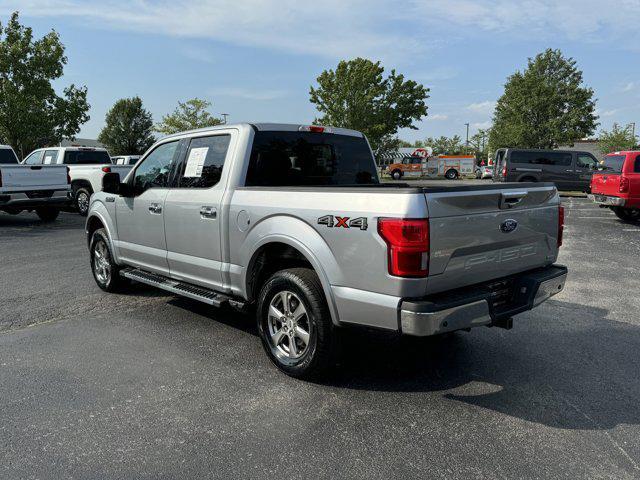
[[23, 146, 133, 216], [0, 145, 70, 221], [85, 124, 567, 379], [588, 151, 640, 222]]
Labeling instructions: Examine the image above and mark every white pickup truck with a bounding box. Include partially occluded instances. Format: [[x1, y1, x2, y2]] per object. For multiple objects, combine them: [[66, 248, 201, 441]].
[[0, 145, 70, 221], [86, 123, 567, 379], [23, 146, 133, 216]]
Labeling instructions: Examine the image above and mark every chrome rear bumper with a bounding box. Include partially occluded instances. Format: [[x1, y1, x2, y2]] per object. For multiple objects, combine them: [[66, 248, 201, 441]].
[[588, 194, 625, 207], [400, 265, 567, 337]]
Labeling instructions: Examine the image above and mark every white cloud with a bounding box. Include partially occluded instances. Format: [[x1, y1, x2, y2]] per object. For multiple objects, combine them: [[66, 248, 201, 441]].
[[409, 0, 640, 44], [472, 121, 492, 129], [209, 87, 287, 101], [466, 101, 495, 114], [597, 108, 618, 118], [426, 113, 448, 121], [622, 82, 636, 92], [5, 0, 426, 60]]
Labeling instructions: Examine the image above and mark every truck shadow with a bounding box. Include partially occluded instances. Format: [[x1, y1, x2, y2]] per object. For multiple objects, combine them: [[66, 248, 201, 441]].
[[327, 300, 640, 431], [0, 211, 84, 234]]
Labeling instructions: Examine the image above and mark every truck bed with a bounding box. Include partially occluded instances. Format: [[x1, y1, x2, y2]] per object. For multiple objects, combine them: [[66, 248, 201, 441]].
[[0, 165, 69, 193]]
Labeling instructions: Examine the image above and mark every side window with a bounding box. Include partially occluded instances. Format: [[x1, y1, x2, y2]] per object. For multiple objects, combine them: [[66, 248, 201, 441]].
[[577, 154, 598, 170], [42, 150, 59, 165], [635, 154, 640, 173], [23, 151, 43, 165], [132, 141, 179, 195], [177, 135, 231, 188]]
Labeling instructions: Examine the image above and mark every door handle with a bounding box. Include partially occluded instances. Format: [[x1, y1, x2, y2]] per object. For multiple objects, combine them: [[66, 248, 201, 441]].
[[148, 203, 162, 214], [500, 191, 528, 209], [200, 206, 217, 219], [565, 169, 574, 172]]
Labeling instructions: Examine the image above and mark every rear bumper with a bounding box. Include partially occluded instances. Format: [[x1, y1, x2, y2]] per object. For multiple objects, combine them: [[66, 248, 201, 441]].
[[588, 194, 625, 207], [0, 190, 71, 209], [400, 264, 567, 336]]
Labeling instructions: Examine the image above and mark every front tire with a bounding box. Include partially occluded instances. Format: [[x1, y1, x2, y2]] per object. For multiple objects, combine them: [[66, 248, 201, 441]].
[[391, 169, 402, 180], [612, 207, 640, 222], [75, 187, 92, 217], [90, 228, 128, 292], [256, 268, 334, 379], [35, 207, 60, 222]]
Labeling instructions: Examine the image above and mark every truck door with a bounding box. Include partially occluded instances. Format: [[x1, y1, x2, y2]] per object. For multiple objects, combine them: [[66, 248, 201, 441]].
[[115, 140, 180, 274], [575, 153, 598, 191], [163, 130, 235, 291]]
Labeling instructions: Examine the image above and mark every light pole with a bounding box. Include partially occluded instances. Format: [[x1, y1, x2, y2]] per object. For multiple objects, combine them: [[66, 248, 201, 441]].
[[221, 113, 229, 124], [464, 123, 470, 150]]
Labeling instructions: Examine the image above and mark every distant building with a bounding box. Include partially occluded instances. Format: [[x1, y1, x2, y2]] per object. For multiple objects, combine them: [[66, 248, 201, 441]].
[[60, 138, 105, 149], [557, 139, 603, 160]]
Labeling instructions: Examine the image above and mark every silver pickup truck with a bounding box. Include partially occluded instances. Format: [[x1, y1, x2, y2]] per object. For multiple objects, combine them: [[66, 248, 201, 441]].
[[0, 145, 70, 221], [85, 124, 567, 379]]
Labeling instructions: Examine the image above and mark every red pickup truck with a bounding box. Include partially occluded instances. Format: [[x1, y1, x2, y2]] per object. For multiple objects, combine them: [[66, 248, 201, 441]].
[[589, 151, 640, 221]]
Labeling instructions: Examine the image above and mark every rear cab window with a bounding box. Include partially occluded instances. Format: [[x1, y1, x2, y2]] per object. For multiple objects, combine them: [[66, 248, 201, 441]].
[[600, 155, 626, 173], [63, 149, 112, 165], [0, 148, 18, 164], [246, 131, 378, 186]]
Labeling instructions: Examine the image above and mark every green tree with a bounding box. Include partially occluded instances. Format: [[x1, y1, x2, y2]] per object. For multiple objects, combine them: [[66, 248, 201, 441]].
[[598, 123, 637, 154], [424, 135, 465, 155], [469, 128, 489, 162], [309, 58, 429, 154], [155, 98, 223, 135], [98, 97, 155, 155], [0, 12, 90, 157], [489, 48, 597, 150]]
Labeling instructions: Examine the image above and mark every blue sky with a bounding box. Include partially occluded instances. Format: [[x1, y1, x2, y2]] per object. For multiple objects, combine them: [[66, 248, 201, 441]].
[[3, 1, 640, 144]]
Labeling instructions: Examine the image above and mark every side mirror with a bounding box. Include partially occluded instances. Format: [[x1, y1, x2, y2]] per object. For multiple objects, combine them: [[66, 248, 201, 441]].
[[102, 172, 133, 197]]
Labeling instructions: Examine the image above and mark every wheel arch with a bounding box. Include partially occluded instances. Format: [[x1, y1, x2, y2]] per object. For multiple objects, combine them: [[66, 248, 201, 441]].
[[71, 178, 94, 193], [85, 207, 119, 263], [240, 222, 341, 326]]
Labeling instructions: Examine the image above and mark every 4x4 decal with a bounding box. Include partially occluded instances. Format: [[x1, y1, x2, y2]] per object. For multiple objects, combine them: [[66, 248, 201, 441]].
[[317, 215, 368, 231]]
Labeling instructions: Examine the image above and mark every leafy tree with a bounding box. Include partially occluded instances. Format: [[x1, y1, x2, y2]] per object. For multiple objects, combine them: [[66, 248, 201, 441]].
[[424, 135, 465, 155], [598, 123, 637, 154], [155, 98, 223, 135], [0, 12, 90, 158], [98, 97, 155, 155], [469, 129, 489, 162], [309, 58, 429, 154], [489, 48, 598, 150]]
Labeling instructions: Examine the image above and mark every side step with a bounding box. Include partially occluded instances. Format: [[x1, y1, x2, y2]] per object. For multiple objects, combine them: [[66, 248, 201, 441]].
[[121, 267, 233, 307]]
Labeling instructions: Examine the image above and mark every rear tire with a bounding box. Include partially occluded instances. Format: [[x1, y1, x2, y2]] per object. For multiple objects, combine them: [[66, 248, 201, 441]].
[[256, 268, 335, 380], [612, 207, 640, 222], [35, 207, 60, 222], [445, 169, 458, 180], [391, 169, 402, 180], [90, 228, 128, 292], [74, 187, 92, 217]]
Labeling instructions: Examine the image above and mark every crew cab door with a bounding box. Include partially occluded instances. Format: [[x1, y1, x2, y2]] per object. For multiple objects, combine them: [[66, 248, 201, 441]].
[[163, 131, 235, 291], [575, 153, 598, 191], [114, 140, 180, 274]]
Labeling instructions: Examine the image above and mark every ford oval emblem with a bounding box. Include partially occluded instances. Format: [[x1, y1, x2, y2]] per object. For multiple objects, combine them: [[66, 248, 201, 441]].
[[500, 219, 518, 233]]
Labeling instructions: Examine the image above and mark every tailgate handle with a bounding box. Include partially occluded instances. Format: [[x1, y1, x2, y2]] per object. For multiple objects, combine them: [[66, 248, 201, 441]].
[[500, 191, 528, 209]]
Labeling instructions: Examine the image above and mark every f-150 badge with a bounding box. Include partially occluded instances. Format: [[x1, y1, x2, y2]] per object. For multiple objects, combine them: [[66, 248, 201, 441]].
[[318, 215, 368, 231]]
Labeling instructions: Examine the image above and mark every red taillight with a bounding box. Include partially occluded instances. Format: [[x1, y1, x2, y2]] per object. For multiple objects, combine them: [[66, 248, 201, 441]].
[[502, 165, 507, 177], [299, 125, 332, 133], [378, 218, 429, 277], [66, 166, 71, 184], [620, 176, 630, 193], [558, 205, 565, 248], [101, 166, 111, 173]]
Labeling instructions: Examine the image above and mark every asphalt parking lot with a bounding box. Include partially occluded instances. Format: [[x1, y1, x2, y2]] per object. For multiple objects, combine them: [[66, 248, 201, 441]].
[[1, 195, 640, 479]]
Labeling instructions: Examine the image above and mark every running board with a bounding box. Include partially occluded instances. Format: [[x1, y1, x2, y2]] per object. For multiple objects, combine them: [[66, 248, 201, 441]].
[[121, 268, 232, 307]]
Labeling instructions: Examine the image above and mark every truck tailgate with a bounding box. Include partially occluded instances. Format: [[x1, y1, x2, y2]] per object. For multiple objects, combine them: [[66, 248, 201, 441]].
[[0, 165, 69, 193], [424, 184, 560, 294], [591, 173, 621, 196]]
